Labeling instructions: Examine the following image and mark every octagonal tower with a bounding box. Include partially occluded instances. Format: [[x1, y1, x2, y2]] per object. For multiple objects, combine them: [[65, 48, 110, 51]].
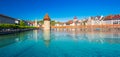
[[43, 13, 51, 30]]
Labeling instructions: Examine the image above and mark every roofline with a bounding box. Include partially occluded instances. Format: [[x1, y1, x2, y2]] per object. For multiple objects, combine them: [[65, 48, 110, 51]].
[[0, 14, 18, 20]]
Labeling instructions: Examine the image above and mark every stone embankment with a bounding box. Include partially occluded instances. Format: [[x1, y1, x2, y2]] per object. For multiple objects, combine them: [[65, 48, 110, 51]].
[[0, 28, 37, 35]]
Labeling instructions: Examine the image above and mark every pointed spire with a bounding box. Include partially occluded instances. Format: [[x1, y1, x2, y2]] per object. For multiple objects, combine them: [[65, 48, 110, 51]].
[[43, 13, 51, 21]]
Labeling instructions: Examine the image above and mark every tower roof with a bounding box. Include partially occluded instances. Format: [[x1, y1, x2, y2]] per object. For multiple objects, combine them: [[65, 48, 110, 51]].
[[43, 13, 51, 21]]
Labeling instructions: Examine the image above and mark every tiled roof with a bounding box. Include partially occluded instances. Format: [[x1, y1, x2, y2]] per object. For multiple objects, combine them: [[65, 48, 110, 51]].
[[68, 20, 73, 24], [113, 15, 120, 19], [43, 13, 51, 21], [104, 14, 120, 20]]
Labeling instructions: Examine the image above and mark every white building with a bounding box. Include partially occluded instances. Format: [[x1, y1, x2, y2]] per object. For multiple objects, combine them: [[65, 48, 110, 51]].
[[86, 16, 104, 25], [70, 22, 75, 26], [102, 15, 120, 25], [69, 16, 79, 26], [63, 23, 66, 26], [55, 23, 60, 26], [102, 19, 120, 25], [34, 19, 38, 27]]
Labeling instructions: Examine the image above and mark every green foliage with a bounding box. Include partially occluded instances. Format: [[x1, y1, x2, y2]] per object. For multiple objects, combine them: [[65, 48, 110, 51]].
[[38, 20, 44, 25], [38, 20, 58, 26], [51, 20, 57, 26], [0, 24, 16, 28], [20, 20, 25, 26], [0, 24, 36, 29]]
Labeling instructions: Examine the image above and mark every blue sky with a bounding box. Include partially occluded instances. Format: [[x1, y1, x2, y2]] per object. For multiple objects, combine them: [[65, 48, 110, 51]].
[[0, 0, 120, 21]]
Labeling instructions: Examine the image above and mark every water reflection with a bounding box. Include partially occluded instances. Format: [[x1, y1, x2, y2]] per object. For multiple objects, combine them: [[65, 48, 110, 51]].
[[33, 30, 38, 42], [43, 29, 51, 47], [70, 29, 78, 41], [0, 35, 17, 48], [53, 28, 120, 44], [82, 32, 120, 44], [0, 31, 31, 48], [0, 29, 120, 48]]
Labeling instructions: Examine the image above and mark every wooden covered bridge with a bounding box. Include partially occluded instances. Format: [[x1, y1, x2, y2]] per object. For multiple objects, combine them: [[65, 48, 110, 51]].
[[51, 25, 120, 32]]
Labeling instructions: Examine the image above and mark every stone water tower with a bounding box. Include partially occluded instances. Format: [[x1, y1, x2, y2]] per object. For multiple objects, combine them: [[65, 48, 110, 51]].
[[43, 13, 51, 30]]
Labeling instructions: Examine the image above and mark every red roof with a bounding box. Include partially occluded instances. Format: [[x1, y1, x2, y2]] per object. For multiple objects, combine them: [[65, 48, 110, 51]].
[[43, 13, 51, 21], [104, 14, 120, 20], [113, 15, 120, 19], [104, 15, 113, 20], [29, 22, 35, 24], [68, 20, 73, 24]]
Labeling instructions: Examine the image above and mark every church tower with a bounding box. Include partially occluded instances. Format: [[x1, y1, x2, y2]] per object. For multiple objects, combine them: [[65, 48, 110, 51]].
[[34, 19, 37, 27], [43, 13, 51, 30]]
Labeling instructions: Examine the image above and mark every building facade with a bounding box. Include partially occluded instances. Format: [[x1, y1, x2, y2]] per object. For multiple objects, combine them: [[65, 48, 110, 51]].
[[0, 14, 19, 24], [86, 16, 103, 25], [102, 15, 120, 25], [0, 14, 30, 26]]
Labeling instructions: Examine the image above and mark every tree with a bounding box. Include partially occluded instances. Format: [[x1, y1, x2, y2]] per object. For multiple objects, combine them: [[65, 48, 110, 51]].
[[51, 20, 57, 26], [20, 20, 25, 26], [39, 20, 44, 25]]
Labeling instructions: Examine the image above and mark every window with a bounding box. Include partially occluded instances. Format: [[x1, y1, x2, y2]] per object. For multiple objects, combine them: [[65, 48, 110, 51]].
[[113, 21, 118, 24]]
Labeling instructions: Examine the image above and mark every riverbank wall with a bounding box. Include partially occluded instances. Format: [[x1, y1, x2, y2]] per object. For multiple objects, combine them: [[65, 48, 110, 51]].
[[0, 28, 38, 35]]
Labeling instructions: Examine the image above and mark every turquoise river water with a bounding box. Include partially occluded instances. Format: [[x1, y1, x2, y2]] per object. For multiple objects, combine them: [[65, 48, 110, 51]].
[[0, 30, 120, 57]]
